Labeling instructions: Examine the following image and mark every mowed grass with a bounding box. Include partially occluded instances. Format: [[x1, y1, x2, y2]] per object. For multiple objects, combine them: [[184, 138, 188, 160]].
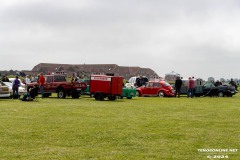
[[0, 94, 240, 160]]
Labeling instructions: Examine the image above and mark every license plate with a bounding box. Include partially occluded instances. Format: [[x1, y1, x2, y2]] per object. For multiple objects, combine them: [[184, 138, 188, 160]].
[[231, 91, 234, 94]]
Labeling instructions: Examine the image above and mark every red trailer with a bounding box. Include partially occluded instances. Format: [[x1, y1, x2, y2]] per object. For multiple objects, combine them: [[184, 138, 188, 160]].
[[90, 75, 123, 101]]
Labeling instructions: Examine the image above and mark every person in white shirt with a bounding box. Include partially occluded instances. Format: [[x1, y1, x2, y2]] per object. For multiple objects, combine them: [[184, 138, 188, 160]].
[[25, 75, 31, 85]]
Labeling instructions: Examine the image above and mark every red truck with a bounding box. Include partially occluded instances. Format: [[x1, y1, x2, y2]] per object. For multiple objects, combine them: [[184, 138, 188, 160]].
[[90, 75, 123, 101], [27, 74, 87, 98]]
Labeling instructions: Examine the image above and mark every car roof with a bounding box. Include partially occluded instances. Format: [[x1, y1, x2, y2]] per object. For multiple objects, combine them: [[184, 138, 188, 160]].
[[148, 80, 166, 83]]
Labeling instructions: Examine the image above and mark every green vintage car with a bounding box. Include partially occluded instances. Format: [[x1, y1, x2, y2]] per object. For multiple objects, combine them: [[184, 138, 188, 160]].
[[120, 84, 137, 99], [78, 79, 90, 95]]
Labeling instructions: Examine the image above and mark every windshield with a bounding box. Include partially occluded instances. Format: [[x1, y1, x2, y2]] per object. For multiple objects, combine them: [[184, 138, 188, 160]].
[[163, 82, 171, 86], [1, 81, 8, 86], [204, 82, 215, 88], [3, 82, 11, 87]]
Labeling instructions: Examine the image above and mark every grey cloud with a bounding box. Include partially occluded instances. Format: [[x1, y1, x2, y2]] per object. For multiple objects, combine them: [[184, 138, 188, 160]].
[[1, 0, 240, 79]]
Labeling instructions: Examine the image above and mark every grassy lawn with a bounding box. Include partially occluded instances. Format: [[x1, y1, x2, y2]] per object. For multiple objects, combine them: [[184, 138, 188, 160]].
[[0, 94, 239, 160]]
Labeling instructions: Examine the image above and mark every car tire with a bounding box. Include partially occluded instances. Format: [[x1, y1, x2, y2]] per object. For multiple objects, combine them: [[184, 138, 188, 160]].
[[72, 93, 80, 99], [43, 93, 51, 98], [158, 91, 165, 97], [108, 96, 116, 101], [94, 92, 104, 101], [218, 92, 224, 97], [57, 89, 66, 98]]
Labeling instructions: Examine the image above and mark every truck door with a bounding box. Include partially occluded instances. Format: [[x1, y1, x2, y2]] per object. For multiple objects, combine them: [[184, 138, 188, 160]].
[[142, 82, 154, 95], [111, 77, 123, 95], [44, 76, 53, 92]]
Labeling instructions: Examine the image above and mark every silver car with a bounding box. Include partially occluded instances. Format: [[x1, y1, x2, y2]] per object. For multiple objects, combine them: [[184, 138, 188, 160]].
[[3, 81, 26, 97], [0, 81, 10, 98]]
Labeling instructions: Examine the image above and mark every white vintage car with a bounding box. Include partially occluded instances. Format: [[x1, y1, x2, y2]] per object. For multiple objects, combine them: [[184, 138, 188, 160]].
[[9, 78, 26, 88], [3, 82, 26, 97]]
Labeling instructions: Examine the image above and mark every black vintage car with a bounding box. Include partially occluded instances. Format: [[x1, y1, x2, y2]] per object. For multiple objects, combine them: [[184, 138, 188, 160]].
[[178, 79, 237, 97], [201, 82, 236, 97]]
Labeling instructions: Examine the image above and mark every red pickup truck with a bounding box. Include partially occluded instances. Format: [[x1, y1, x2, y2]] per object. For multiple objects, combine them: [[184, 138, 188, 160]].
[[26, 75, 87, 98]]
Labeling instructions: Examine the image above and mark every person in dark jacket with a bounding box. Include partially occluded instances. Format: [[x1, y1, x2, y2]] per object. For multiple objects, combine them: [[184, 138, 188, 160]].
[[2, 75, 10, 82], [229, 78, 238, 90], [12, 76, 20, 99], [214, 80, 222, 87], [174, 76, 182, 98], [21, 85, 38, 101]]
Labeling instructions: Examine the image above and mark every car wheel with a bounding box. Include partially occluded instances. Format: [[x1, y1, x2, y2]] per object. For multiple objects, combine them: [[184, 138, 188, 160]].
[[43, 93, 51, 98], [158, 91, 165, 97], [94, 92, 104, 101], [72, 92, 80, 99], [135, 91, 140, 97], [57, 89, 66, 98], [218, 92, 224, 97], [108, 96, 116, 101]]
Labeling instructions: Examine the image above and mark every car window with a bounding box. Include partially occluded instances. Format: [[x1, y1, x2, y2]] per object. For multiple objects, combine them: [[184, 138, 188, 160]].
[[0, 82, 6, 86], [46, 76, 52, 83], [54, 76, 66, 82], [204, 82, 215, 87], [163, 82, 171, 86], [147, 82, 153, 87], [154, 83, 161, 87]]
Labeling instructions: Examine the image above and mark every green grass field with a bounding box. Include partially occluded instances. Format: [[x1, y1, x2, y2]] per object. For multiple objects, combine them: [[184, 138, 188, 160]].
[[0, 94, 239, 160]]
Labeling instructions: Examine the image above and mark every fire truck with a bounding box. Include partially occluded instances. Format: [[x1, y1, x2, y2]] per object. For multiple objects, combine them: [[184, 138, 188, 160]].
[[90, 75, 123, 101]]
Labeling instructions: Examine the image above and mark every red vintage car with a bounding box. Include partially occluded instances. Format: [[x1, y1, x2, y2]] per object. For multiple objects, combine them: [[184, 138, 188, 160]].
[[136, 81, 175, 97]]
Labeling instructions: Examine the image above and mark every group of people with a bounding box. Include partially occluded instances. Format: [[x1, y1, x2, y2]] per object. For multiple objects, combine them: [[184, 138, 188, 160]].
[[174, 76, 195, 98], [21, 73, 45, 101], [136, 76, 147, 87]]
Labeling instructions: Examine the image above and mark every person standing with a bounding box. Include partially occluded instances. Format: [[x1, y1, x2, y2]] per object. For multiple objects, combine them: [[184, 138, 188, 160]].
[[188, 77, 195, 98], [12, 76, 20, 99], [174, 76, 182, 98], [214, 80, 222, 87], [136, 76, 145, 87], [38, 73, 45, 98], [71, 73, 77, 82], [229, 78, 238, 91], [25, 75, 31, 85], [2, 75, 10, 82]]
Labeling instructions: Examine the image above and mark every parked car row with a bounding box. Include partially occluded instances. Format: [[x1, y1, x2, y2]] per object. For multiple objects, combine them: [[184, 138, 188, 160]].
[[0, 75, 237, 99]]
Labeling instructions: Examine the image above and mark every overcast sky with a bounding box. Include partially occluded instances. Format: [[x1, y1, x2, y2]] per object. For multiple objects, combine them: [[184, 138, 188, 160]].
[[1, 0, 240, 80]]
